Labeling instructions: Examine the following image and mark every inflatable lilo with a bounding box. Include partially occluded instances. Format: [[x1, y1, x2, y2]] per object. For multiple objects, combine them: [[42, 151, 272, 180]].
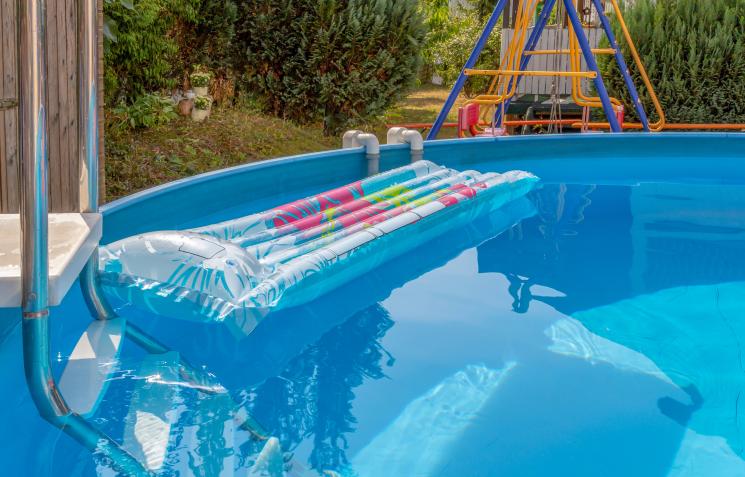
[[100, 161, 539, 333]]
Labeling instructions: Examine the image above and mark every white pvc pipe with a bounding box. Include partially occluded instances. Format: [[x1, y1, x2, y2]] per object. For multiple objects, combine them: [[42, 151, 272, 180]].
[[342, 130, 380, 175], [342, 130, 363, 149], [386, 127, 407, 145], [401, 130, 424, 152], [386, 127, 424, 162], [355, 133, 380, 155]]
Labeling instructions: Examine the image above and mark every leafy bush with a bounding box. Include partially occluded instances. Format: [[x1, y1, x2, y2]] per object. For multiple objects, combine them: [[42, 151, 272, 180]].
[[173, 0, 238, 74], [598, 0, 745, 124], [103, 0, 200, 104], [233, 0, 427, 135], [109, 94, 178, 131], [104, 0, 236, 105], [424, 8, 501, 95]]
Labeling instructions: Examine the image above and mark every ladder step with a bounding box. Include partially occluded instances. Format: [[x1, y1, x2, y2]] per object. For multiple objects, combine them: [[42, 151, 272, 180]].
[[121, 351, 246, 475], [248, 438, 285, 477], [58, 317, 126, 417]]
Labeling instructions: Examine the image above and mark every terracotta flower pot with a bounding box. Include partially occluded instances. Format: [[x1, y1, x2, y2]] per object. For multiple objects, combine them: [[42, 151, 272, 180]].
[[178, 99, 193, 116]]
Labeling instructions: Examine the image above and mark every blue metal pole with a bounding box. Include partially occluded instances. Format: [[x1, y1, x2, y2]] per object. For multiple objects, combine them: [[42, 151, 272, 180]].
[[427, 0, 509, 140], [591, 0, 649, 131], [562, 0, 621, 132], [494, 0, 558, 125]]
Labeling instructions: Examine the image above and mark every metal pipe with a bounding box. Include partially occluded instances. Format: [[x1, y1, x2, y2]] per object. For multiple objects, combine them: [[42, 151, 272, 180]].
[[562, 0, 621, 132], [124, 322, 171, 354], [427, 0, 509, 140], [78, 0, 98, 213], [80, 251, 117, 320], [576, 122, 745, 131], [19, 0, 145, 473], [77, 0, 115, 320], [25, 324, 147, 475], [19, 0, 49, 321], [524, 48, 616, 55], [591, 0, 650, 131], [607, 0, 665, 130], [465, 69, 598, 78]]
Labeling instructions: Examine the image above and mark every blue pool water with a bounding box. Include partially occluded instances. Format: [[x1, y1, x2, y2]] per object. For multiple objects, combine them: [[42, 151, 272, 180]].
[[2, 135, 745, 476]]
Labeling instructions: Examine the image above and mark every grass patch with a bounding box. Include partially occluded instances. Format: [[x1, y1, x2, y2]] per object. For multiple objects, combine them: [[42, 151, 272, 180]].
[[105, 85, 462, 201]]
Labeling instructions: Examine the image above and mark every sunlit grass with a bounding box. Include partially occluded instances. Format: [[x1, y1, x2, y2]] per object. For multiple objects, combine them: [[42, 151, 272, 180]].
[[105, 86, 463, 201]]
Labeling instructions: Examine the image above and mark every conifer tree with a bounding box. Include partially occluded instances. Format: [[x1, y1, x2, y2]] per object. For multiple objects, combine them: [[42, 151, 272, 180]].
[[599, 0, 745, 124]]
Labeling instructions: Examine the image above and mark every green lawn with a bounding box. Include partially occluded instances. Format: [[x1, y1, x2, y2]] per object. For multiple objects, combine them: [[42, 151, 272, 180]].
[[104, 86, 462, 201]]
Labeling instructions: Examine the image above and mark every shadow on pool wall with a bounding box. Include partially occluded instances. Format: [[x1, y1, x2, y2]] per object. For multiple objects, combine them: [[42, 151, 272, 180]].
[[478, 181, 745, 316], [480, 182, 745, 313]]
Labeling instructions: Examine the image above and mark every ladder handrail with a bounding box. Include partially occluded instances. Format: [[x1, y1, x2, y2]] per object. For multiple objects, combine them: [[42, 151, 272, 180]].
[[18, 0, 146, 473]]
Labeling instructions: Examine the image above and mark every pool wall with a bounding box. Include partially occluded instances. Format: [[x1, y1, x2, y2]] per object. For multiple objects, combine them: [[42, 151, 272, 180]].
[[102, 134, 745, 244]]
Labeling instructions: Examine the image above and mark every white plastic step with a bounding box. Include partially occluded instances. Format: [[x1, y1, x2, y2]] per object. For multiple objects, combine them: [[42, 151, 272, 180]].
[[121, 351, 242, 476], [0, 213, 102, 307], [58, 317, 127, 418], [248, 438, 285, 477]]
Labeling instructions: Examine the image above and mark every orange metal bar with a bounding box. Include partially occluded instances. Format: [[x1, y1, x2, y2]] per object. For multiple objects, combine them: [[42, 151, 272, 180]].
[[506, 119, 579, 126], [388, 119, 583, 130], [389, 121, 745, 132], [576, 122, 745, 131], [465, 69, 598, 78]]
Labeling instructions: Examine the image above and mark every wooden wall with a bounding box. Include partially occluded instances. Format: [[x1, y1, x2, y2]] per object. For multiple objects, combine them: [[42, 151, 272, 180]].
[[0, 0, 105, 213], [0, 0, 19, 212]]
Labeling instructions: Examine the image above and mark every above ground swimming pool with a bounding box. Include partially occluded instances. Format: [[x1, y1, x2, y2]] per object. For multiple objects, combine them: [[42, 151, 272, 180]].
[[1, 133, 745, 476]]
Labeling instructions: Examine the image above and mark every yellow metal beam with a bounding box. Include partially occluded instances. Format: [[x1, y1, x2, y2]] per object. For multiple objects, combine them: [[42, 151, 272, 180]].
[[464, 69, 598, 78], [523, 48, 616, 56]]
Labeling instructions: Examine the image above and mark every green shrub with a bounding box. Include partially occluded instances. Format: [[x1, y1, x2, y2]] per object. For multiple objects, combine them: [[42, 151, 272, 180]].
[[104, 0, 236, 105], [104, 0, 199, 104], [233, 0, 427, 135], [109, 94, 178, 131], [174, 0, 238, 74], [598, 0, 745, 124]]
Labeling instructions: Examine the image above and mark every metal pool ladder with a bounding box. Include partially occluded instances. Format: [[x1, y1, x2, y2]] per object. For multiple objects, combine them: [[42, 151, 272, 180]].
[[16, 0, 149, 473], [14, 1, 295, 474]]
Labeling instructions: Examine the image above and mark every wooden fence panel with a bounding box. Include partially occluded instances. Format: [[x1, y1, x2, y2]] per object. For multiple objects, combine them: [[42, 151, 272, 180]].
[[0, 0, 104, 213], [1, 0, 19, 212]]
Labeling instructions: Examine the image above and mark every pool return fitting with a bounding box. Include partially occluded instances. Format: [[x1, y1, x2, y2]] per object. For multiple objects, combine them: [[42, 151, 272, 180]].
[[386, 127, 424, 163], [343, 130, 381, 175]]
